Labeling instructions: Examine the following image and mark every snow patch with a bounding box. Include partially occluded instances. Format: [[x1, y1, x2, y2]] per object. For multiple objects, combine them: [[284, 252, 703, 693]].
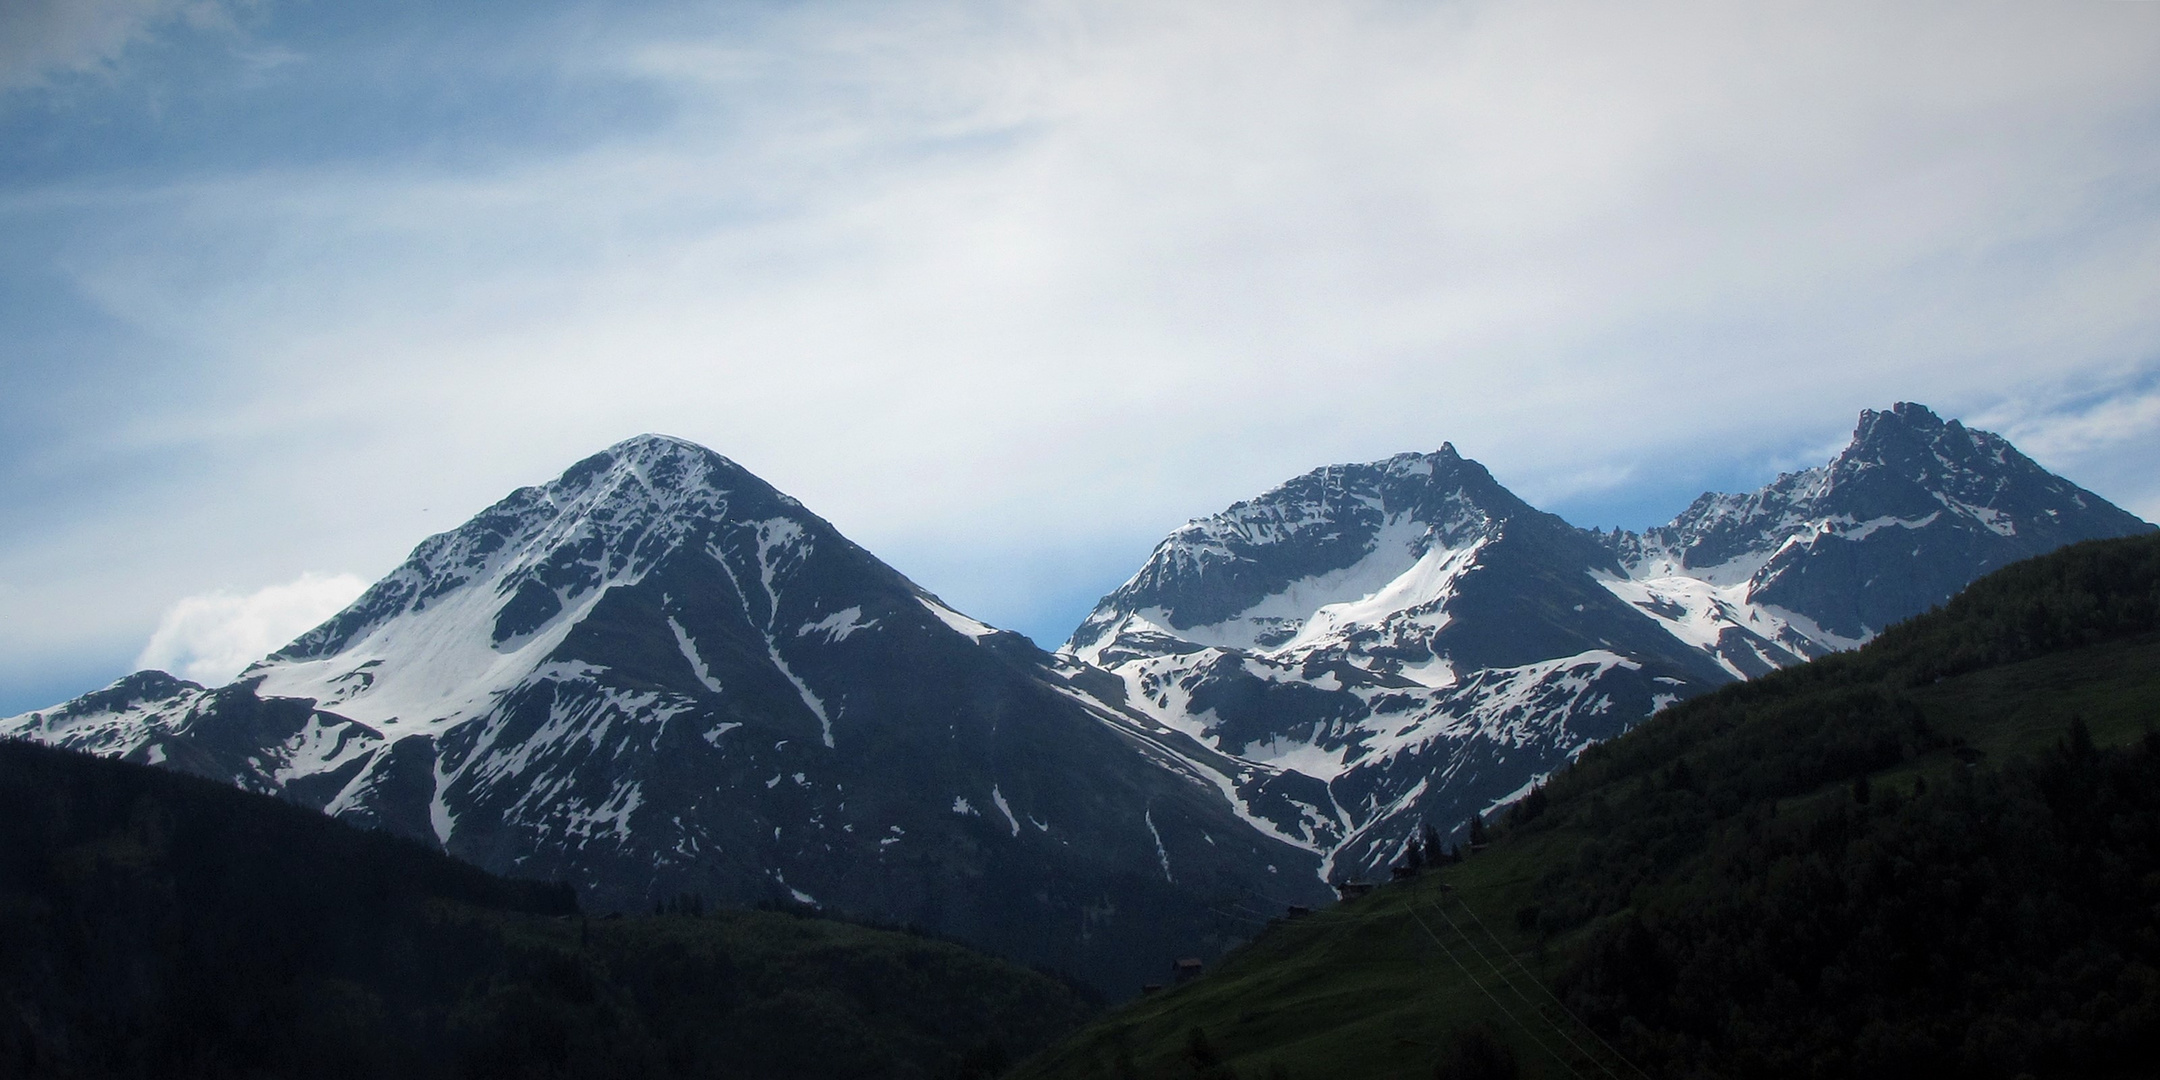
[[767, 648, 834, 748], [1144, 809, 1173, 883], [920, 597, 998, 641], [668, 617, 725, 693], [798, 606, 877, 643], [990, 784, 1021, 837]]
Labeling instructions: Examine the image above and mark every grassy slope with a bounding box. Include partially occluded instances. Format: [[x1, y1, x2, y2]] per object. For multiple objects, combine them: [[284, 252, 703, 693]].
[[0, 740, 1096, 1079], [1013, 534, 2160, 1080], [1007, 815, 1612, 1079]]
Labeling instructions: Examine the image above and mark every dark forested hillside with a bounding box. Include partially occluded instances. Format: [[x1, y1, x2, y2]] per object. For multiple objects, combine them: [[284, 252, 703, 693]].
[[0, 740, 1096, 1079], [1556, 723, 2160, 1079], [1522, 534, 2160, 1079], [1012, 533, 2160, 1080]]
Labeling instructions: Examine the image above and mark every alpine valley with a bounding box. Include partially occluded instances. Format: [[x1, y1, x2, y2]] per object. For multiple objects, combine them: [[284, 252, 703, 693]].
[[5, 403, 2149, 994]]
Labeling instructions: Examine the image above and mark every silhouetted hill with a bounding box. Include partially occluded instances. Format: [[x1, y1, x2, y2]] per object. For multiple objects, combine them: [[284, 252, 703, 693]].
[[0, 740, 1096, 1078]]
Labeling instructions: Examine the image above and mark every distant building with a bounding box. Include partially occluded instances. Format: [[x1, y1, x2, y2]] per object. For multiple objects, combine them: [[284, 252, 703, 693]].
[[1172, 957, 1204, 982], [1334, 881, 1375, 900]]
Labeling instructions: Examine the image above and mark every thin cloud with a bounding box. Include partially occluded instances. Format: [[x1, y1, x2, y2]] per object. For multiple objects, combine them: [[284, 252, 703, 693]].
[[1986, 379, 2160, 462], [0, 0, 236, 89]]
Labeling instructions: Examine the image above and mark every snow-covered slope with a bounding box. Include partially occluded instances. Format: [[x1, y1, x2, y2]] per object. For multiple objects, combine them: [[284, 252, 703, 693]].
[[1066, 405, 2153, 878], [1067, 445, 1732, 877], [2, 435, 1327, 996]]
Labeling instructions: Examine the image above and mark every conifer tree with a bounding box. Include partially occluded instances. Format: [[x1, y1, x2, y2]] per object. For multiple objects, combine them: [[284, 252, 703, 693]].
[[1403, 835, 1427, 872]]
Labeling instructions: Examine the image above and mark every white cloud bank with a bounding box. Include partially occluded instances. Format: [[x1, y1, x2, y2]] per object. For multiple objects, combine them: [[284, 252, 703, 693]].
[[134, 572, 366, 685], [5, 0, 2160, 700]]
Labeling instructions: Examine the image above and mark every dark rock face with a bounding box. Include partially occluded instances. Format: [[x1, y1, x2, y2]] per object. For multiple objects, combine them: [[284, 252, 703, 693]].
[[4, 436, 1325, 996], [1069, 404, 2152, 878]]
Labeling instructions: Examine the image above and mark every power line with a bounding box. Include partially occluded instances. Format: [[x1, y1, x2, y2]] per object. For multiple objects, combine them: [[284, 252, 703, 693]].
[[1423, 896, 1622, 1080], [1405, 899, 1591, 1080], [1209, 883, 1652, 1079], [1446, 893, 1658, 1080]]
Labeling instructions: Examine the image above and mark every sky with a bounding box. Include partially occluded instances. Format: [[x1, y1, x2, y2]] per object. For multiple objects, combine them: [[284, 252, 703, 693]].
[[5, 0, 2160, 714]]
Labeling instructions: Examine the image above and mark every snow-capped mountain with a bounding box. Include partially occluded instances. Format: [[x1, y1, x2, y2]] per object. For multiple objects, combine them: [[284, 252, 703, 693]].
[[1597, 402, 2154, 670], [1067, 404, 2152, 877], [2, 436, 1327, 995], [6, 406, 2147, 986], [1067, 445, 1734, 877]]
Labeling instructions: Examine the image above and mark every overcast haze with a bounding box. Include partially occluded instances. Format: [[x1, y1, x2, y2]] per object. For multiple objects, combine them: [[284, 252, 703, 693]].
[[5, 0, 2160, 713]]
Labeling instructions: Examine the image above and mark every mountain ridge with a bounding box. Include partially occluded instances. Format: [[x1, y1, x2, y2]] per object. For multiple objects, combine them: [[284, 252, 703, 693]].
[[1064, 402, 2152, 881], [5, 405, 2148, 994]]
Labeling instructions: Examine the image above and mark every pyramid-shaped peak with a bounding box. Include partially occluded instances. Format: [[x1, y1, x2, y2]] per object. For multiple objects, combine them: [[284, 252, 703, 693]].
[[547, 433, 771, 505], [606, 432, 716, 458], [585, 433, 738, 477]]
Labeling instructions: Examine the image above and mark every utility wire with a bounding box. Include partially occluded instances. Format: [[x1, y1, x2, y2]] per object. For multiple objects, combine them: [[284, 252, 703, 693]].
[[1405, 899, 1590, 1080], [1216, 879, 1655, 1079], [1212, 883, 1648, 1079], [1423, 896, 1621, 1080], [1222, 900, 1293, 923], [1447, 893, 1659, 1080]]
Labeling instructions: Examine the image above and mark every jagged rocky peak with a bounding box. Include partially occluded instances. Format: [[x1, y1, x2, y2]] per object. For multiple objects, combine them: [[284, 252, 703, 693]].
[[1604, 402, 2153, 644], [1068, 443, 1543, 658], [1623, 403, 2142, 573], [1835, 401, 2105, 520]]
